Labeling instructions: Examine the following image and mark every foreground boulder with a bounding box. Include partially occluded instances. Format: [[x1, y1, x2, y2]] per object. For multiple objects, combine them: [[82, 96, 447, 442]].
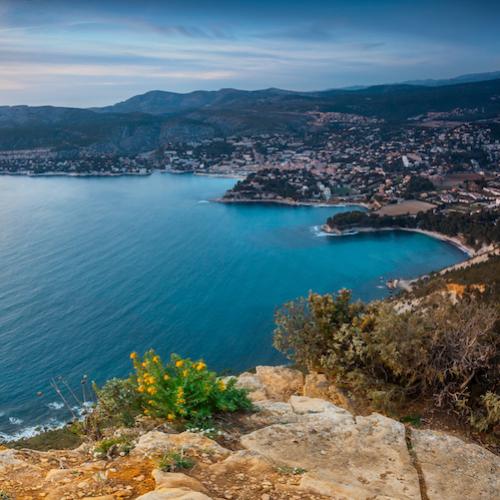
[[241, 396, 421, 499], [412, 428, 499, 499], [236, 365, 304, 402]]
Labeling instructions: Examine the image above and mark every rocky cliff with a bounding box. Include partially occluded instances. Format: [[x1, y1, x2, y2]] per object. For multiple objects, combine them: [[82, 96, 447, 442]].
[[1, 366, 498, 499]]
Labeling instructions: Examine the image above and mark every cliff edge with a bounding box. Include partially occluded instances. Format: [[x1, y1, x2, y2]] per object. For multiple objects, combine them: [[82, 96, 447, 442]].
[[1, 366, 498, 499]]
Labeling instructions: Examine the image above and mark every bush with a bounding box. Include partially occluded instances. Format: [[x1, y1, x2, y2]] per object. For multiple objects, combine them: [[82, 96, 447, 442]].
[[158, 450, 195, 472], [94, 436, 134, 457], [274, 290, 499, 428], [273, 290, 369, 371], [93, 378, 143, 428], [130, 351, 252, 425]]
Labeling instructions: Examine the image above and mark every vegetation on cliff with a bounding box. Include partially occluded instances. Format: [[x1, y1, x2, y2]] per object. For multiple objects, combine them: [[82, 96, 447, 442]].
[[325, 207, 500, 248], [274, 288, 499, 434]]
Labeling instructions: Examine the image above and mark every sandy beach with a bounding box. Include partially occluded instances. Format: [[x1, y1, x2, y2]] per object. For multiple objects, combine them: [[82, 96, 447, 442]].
[[320, 225, 476, 256]]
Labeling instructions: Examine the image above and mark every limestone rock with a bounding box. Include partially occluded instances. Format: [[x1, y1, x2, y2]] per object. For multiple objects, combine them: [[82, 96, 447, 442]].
[[255, 366, 304, 401], [412, 428, 500, 500], [303, 372, 331, 399], [234, 372, 267, 401], [45, 468, 75, 482], [251, 400, 299, 425], [241, 397, 420, 499], [208, 450, 274, 475], [153, 470, 208, 493], [137, 489, 212, 499], [133, 431, 229, 458], [0, 448, 25, 468], [289, 395, 353, 422]]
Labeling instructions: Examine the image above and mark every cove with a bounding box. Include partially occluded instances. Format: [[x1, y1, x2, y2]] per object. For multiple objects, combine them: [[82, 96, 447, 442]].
[[0, 173, 466, 439]]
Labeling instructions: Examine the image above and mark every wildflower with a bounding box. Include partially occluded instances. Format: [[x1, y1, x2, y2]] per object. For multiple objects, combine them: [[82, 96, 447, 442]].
[[218, 380, 226, 391], [153, 355, 160, 363], [163, 374, 170, 381], [137, 385, 145, 393], [147, 387, 157, 395], [148, 399, 154, 405], [182, 369, 189, 378], [175, 360, 184, 368], [141, 361, 148, 368], [130, 352, 137, 360], [196, 362, 206, 371], [167, 413, 175, 421]]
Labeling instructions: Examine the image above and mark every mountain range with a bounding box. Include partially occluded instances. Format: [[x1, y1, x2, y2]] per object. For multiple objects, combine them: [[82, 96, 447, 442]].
[[1, 73, 500, 153]]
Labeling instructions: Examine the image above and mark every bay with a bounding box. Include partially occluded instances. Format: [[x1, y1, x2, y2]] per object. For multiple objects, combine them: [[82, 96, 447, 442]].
[[0, 173, 465, 439]]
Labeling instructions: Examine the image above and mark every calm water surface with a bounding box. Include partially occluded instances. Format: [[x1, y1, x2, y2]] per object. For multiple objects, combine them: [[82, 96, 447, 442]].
[[0, 173, 466, 439]]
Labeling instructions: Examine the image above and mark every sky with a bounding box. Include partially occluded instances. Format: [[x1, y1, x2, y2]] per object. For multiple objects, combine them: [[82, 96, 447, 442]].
[[0, 0, 499, 107]]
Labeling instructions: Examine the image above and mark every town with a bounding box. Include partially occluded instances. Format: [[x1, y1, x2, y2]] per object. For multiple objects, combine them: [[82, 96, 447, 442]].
[[2, 110, 500, 215]]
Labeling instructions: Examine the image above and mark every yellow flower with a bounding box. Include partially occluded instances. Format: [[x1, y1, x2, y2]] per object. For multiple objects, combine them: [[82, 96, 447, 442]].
[[182, 369, 189, 377], [153, 355, 160, 363], [148, 399, 154, 405], [218, 380, 226, 391], [130, 352, 137, 360], [141, 361, 148, 368], [147, 387, 157, 395], [163, 374, 170, 381], [196, 362, 206, 371], [137, 385, 145, 393], [175, 360, 184, 368], [167, 413, 175, 421], [177, 387, 184, 395]]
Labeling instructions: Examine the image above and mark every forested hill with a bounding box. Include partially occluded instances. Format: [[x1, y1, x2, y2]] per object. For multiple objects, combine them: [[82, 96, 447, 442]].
[[325, 208, 500, 249], [1, 78, 500, 152]]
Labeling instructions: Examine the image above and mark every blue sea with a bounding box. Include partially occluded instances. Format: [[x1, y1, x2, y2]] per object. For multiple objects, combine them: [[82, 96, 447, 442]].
[[0, 173, 466, 440]]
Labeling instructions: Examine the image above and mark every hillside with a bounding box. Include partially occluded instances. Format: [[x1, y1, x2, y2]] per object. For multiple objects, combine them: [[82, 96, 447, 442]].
[[1, 79, 500, 152]]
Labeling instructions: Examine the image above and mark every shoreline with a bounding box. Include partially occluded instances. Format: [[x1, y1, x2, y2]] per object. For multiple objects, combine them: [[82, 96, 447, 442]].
[[0, 171, 152, 178], [216, 197, 371, 209], [320, 224, 476, 257]]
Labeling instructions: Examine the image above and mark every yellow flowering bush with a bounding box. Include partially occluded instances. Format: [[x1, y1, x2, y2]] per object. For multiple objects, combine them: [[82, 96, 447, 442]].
[[130, 350, 252, 424]]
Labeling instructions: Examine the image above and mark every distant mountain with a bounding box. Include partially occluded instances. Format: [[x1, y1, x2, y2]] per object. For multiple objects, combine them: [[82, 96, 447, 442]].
[[1, 78, 500, 152], [402, 70, 500, 87], [337, 71, 500, 91], [96, 88, 301, 115]]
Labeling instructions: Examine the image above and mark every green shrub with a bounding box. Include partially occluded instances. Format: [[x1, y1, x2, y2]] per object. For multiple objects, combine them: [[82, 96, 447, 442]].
[[93, 378, 143, 428], [469, 392, 500, 432], [130, 351, 252, 424], [274, 290, 369, 371], [94, 436, 134, 457], [274, 290, 499, 427], [158, 450, 195, 472]]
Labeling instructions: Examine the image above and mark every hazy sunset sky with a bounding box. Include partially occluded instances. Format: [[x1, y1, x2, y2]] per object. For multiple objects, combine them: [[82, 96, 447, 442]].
[[1, 0, 499, 106]]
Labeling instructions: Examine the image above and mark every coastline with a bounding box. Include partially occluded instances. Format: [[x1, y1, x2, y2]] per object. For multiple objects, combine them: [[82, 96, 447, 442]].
[[217, 197, 371, 209], [321, 224, 476, 257], [0, 171, 152, 178]]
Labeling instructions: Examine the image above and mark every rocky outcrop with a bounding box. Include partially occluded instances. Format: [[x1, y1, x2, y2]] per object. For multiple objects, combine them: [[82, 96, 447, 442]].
[[242, 397, 421, 499], [235, 365, 304, 402], [1, 369, 499, 500], [412, 429, 499, 499]]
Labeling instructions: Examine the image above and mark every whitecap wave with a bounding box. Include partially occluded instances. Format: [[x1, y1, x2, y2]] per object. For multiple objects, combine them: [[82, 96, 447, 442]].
[[197, 200, 209, 204], [311, 225, 332, 237], [0, 418, 66, 443], [47, 401, 64, 410], [8, 416, 23, 425]]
